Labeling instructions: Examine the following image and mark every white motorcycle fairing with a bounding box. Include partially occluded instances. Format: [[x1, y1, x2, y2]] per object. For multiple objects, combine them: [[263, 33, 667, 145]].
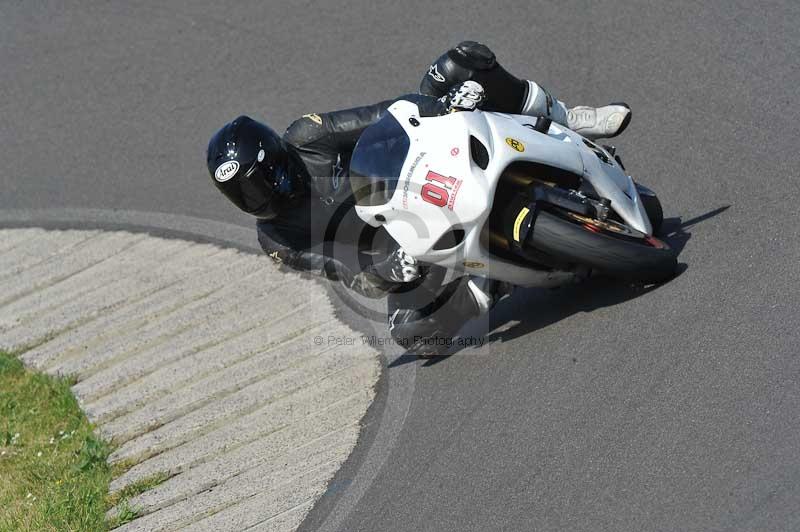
[[353, 100, 653, 287]]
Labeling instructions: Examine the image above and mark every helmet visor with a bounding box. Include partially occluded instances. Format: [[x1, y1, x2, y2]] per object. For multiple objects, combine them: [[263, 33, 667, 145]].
[[219, 161, 281, 219]]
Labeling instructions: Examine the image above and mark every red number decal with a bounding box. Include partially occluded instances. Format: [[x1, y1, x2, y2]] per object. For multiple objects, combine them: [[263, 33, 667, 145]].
[[425, 170, 456, 187], [421, 171, 456, 207], [421, 183, 448, 207]]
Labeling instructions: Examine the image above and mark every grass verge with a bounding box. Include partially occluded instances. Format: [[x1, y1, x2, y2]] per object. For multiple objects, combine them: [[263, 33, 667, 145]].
[[0, 351, 154, 530], [0, 350, 110, 530]]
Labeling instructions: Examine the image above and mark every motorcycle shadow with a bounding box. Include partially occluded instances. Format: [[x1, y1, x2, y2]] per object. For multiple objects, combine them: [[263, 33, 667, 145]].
[[661, 204, 730, 256], [414, 279, 658, 366], [414, 205, 730, 366], [406, 276, 669, 367]]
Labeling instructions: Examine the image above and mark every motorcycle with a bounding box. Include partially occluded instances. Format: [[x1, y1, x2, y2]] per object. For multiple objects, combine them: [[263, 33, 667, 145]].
[[349, 99, 677, 287]]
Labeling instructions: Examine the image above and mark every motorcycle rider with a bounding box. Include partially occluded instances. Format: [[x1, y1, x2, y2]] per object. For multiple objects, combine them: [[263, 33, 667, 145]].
[[419, 42, 630, 139], [206, 41, 631, 357]]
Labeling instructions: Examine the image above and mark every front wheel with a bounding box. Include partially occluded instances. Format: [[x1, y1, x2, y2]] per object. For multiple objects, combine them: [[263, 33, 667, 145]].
[[528, 209, 677, 283]]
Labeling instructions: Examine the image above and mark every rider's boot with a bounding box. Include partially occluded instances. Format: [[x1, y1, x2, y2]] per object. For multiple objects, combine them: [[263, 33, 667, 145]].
[[567, 103, 631, 140], [388, 277, 512, 360], [467, 277, 514, 314], [521, 81, 631, 140]]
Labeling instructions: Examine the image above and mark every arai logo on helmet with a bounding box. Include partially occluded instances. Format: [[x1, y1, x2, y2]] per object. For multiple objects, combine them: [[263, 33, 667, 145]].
[[214, 160, 239, 182]]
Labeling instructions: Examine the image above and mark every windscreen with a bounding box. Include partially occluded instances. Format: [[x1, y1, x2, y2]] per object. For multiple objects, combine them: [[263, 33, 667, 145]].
[[350, 113, 410, 206]]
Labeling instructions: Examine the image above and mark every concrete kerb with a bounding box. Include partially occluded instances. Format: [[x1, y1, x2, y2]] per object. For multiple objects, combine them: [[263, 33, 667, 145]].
[[0, 214, 384, 532]]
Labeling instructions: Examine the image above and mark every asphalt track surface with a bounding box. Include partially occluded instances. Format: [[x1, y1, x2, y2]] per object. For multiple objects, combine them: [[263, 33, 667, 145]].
[[3, 1, 800, 531]]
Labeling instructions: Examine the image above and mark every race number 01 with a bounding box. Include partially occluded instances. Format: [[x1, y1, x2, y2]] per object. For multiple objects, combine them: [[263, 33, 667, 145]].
[[421, 170, 456, 207]]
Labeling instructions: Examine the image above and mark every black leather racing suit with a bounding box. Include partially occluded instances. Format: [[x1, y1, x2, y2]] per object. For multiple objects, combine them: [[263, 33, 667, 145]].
[[257, 41, 542, 355]]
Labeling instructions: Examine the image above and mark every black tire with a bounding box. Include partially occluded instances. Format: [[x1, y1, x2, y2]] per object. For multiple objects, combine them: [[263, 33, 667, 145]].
[[529, 210, 677, 283]]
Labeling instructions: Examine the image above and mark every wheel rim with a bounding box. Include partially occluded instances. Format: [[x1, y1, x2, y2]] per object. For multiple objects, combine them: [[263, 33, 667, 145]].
[[563, 211, 668, 249]]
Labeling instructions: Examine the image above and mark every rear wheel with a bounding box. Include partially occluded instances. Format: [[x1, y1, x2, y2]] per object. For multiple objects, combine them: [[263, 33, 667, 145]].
[[528, 208, 677, 283]]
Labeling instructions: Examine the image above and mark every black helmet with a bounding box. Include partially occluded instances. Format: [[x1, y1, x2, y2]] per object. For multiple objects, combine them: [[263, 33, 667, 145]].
[[207, 115, 293, 220]]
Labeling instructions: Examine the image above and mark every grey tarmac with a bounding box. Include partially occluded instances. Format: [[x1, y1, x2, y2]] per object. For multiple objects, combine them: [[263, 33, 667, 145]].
[[3, 1, 800, 531]]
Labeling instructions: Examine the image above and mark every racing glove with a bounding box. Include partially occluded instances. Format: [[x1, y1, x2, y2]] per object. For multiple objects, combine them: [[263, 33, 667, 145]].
[[443, 80, 485, 113], [372, 247, 421, 283]]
